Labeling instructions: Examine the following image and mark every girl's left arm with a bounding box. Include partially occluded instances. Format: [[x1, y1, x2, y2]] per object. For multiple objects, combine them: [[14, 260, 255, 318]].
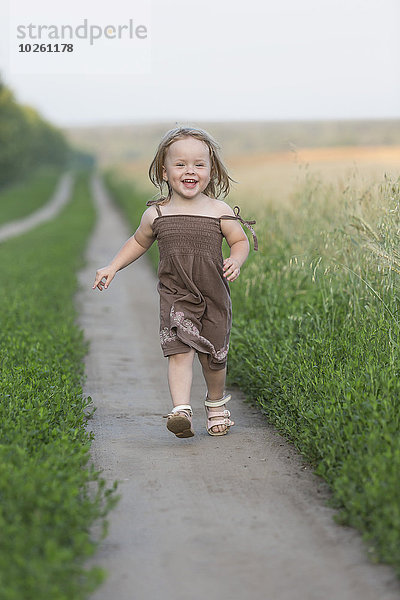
[[220, 218, 250, 282]]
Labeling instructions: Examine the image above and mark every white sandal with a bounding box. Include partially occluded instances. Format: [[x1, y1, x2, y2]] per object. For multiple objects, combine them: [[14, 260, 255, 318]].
[[163, 404, 194, 438], [204, 393, 234, 436]]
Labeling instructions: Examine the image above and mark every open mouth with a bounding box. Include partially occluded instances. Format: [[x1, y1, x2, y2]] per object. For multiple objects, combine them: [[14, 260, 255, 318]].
[[182, 179, 198, 188]]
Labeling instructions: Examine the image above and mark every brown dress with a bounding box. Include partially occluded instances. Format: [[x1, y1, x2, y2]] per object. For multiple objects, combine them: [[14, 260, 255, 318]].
[[148, 202, 258, 371]]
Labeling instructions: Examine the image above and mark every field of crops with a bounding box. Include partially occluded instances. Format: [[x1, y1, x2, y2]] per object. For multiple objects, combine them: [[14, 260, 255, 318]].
[[0, 170, 116, 599], [103, 152, 400, 575], [115, 144, 400, 216]]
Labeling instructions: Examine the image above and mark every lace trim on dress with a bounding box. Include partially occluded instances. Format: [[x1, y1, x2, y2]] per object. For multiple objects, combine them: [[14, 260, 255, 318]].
[[160, 306, 229, 362]]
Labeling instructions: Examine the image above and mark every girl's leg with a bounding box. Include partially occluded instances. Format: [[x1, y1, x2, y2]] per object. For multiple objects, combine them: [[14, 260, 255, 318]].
[[167, 348, 196, 408], [197, 352, 233, 434]]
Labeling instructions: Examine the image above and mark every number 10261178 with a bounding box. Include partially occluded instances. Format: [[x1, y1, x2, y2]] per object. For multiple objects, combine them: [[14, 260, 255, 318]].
[[18, 43, 74, 52]]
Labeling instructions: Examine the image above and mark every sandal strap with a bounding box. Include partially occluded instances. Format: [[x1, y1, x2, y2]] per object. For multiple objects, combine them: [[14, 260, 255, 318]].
[[206, 409, 230, 419], [204, 393, 231, 408], [171, 404, 192, 414], [163, 404, 193, 418], [206, 408, 233, 428], [207, 417, 233, 428]]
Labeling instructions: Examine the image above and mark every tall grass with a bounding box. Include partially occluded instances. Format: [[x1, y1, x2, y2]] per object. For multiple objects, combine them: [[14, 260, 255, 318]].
[[228, 171, 400, 573]]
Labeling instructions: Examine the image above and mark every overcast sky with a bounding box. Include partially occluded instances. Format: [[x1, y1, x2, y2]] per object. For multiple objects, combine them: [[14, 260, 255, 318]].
[[1, 0, 399, 126]]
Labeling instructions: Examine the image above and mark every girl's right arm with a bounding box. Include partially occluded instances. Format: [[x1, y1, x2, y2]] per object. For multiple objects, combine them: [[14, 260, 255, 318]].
[[92, 207, 156, 291]]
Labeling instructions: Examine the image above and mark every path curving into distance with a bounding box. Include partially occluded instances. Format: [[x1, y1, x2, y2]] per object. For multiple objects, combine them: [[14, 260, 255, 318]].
[[77, 174, 400, 600], [0, 172, 74, 243]]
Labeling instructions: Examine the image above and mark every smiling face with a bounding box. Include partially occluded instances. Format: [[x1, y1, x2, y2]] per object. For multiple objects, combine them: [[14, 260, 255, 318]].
[[162, 136, 212, 201]]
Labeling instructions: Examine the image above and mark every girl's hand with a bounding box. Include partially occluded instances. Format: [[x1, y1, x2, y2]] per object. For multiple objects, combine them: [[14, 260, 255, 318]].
[[92, 266, 117, 291], [223, 257, 241, 281]]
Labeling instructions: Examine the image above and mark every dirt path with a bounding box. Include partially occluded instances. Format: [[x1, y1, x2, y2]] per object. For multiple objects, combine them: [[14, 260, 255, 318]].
[[0, 172, 73, 242], [77, 174, 400, 600]]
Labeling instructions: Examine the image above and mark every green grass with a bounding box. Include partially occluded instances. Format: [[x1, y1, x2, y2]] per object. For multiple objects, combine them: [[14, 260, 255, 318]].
[[228, 173, 400, 573], [102, 168, 400, 577], [0, 169, 117, 599], [0, 166, 62, 226]]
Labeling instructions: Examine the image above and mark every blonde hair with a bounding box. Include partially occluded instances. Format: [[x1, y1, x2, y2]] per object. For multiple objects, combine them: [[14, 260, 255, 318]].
[[148, 126, 236, 205]]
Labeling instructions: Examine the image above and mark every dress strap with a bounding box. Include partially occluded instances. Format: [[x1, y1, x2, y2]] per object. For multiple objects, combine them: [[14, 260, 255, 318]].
[[146, 199, 162, 217], [220, 206, 258, 251]]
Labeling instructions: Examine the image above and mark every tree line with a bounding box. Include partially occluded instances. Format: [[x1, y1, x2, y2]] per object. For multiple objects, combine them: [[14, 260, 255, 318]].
[[0, 77, 94, 188]]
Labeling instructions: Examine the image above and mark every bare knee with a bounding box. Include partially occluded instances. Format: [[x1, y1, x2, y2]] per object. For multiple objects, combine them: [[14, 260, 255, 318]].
[[169, 348, 195, 366]]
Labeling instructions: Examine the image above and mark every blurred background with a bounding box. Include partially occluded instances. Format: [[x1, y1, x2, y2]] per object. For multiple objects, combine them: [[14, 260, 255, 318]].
[[1, 0, 399, 214]]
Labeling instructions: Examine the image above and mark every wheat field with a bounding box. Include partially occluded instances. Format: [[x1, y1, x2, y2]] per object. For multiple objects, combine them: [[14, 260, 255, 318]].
[[115, 144, 400, 218]]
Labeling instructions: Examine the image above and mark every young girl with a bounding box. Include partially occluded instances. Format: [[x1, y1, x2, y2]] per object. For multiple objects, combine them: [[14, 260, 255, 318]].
[[92, 126, 258, 438]]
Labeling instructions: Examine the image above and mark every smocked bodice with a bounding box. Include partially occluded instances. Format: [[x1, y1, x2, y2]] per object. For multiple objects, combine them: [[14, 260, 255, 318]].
[[152, 215, 224, 261]]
